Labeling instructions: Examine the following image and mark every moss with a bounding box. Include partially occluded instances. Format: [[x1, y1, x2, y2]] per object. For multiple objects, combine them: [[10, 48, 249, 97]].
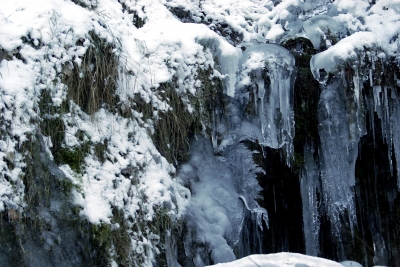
[[54, 143, 90, 173], [39, 89, 69, 152], [282, 37, 321, 171], [152, 82, 197, 165], [65, 31, 119, 115], [153, 206, 171, 234], [110, 209, 131, 266], [151, 67, 224, 165], [90, 223, 112, 266], [20, 137, 52, 209], [194, 67, 223, 132]]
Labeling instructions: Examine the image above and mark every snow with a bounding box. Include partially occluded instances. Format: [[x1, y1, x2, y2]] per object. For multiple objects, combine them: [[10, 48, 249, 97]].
[[206, 253, 346, 267], [311, 32, 380, 83], [302, 15, 342, 49]]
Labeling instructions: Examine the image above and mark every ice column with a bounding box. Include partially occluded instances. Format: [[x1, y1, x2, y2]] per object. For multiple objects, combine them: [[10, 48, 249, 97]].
[[372, 83, 400, 189], [318, 80, 359, 234], [392, 98, 400, 189], [301, 145, 320, 256]]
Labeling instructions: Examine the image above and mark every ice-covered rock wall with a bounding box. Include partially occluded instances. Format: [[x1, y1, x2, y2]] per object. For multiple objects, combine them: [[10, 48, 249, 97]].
[[1, 0, 400, 266]]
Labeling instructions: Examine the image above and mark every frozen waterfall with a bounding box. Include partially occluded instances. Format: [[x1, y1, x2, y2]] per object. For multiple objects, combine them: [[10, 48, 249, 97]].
[[238, 44, 296, 163]]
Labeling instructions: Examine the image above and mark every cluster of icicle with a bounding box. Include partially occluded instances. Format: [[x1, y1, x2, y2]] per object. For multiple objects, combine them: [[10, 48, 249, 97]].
[[302, 14, 400, 256]]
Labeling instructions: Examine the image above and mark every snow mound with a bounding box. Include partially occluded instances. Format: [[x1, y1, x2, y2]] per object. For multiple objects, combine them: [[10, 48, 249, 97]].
[[206, 252, 345, 267]]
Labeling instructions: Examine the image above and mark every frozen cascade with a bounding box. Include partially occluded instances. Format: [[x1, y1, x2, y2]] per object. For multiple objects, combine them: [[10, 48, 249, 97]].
[[301, 145, 320, 257], [238, 44, 296, 163], [308, 31, 400, 262], [311, 33, 400, 190], [178, 137, 267, 265], [179, 43, 297, 264]]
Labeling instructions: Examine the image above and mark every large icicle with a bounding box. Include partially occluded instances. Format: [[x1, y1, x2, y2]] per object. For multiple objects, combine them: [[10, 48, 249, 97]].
[[301, 145, 320, 256], [239, 44, 296, 161], [318, 79, 359, 235]]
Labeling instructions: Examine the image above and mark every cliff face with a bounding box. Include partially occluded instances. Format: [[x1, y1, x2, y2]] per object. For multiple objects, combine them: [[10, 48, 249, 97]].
[[0, 0, 399, 266]]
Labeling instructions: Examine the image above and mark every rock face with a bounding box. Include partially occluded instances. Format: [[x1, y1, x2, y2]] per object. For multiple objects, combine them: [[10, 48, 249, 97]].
[[1, 0, 400, 267]]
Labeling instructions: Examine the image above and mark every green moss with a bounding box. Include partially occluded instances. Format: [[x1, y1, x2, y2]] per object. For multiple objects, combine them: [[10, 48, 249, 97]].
[[65, 31, 119, 115], [111, 209, 131, 266], [92, 223, 111, 250], [152, 82, 197, 165], [149, 66, 224, 166], [54, 143, 90, 173], [39, 89, 69, 153], [282, 37, 321, 171], [153, 206, 171, 233], [90, 222, 112, 266]]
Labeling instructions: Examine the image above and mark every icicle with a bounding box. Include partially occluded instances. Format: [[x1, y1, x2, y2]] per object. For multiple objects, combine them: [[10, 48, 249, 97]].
[[301, 145, 320, 256], [212, 109, 218, 149], [392, 98, 400, 189], [369, 69, 373, 87]]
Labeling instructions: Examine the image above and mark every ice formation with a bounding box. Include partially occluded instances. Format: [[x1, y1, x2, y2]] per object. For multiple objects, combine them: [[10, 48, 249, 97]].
[[317, 79, 362, 234], [178, 137, 267, 264], [301, 145, 320, 257], [302, 15, 343, 50], [238, 44, 296, 161]]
